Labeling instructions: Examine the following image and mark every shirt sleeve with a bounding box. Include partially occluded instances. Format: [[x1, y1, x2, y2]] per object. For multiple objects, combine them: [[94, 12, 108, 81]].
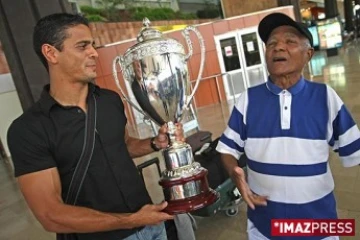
[[326, 85, 360, 167], [105, 89, 128, 124], [7, 117, 57, 177], [216, 91, 248, 161]]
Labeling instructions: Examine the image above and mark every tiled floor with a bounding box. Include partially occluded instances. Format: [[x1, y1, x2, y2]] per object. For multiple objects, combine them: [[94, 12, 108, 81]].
[[1, 40, 360, 239]]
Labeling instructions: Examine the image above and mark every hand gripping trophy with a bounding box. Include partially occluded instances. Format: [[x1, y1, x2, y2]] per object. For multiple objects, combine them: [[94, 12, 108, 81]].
[[113, 18, 218, 214]]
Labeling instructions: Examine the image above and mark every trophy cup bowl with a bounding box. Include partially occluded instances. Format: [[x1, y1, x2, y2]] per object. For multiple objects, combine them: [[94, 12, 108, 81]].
[[113, 18, 218, 214]]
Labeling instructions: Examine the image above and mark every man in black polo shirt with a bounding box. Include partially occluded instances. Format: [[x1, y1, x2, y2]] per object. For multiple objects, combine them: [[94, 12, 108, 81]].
[[7, 13, 184, 240]]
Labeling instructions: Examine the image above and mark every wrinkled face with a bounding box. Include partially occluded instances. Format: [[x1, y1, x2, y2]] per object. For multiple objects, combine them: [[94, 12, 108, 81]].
[[55, 24, 98, 83], [265, 25, 313, 77]]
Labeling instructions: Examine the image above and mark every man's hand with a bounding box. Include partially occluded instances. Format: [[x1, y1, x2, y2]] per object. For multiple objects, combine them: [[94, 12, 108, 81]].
[[129, 202, 174, 226], [231, 166, 268, 210], [154, 123, 185, 149]]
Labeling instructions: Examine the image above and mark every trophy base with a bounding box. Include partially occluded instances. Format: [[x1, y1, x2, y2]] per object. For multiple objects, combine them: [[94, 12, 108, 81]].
[[163, 189, 219, 214]]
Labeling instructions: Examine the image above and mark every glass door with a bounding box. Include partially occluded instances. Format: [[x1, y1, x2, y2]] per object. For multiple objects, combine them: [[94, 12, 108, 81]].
[[238, 27, 267, 88], [215, 28, 267, 101], [215, 32, 247, 101]]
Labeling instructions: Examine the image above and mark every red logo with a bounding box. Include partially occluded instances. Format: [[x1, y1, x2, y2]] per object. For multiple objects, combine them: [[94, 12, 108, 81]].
[[271, 219, 355, 236]]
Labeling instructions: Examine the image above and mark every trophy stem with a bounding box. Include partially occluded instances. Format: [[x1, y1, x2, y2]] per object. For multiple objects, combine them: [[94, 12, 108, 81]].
[[167, 121, 181, 147]]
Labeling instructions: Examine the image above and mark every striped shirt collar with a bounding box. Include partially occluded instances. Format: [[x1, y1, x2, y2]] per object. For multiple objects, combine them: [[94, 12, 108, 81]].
[[266, 76, 306, 95]]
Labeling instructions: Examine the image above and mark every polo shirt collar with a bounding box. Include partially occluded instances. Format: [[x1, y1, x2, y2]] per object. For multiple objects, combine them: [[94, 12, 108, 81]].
[[39, 82, 99, 116], [266, 76, 306, 95]]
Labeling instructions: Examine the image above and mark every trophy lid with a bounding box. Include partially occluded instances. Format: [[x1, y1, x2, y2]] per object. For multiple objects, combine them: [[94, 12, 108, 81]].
[[121, 18, 185, 68], [137, 18, 163, 42]]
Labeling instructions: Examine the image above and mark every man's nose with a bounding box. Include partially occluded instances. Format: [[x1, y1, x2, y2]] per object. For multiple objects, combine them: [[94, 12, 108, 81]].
[[274, 41, 286, 51], [89, 46, 99, 58]]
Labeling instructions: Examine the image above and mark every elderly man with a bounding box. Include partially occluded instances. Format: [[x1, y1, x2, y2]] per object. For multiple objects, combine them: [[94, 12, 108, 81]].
[[216, 12, 360, 239]]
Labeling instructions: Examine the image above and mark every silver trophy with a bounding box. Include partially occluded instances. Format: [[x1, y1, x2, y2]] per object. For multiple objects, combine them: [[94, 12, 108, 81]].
[[113, 18, 218, 214]]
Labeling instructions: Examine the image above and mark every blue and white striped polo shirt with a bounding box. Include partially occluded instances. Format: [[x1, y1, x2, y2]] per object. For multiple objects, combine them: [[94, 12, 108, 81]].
[[216, 77, 360, 240]]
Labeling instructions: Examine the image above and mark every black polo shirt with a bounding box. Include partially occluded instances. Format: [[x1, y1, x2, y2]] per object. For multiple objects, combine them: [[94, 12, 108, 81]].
[[7, 83, 152, 240]]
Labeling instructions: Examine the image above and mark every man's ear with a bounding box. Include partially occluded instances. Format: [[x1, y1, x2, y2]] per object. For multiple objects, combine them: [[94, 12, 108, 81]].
[[307, 47, 315, 61], [41, 44, 59, 65]]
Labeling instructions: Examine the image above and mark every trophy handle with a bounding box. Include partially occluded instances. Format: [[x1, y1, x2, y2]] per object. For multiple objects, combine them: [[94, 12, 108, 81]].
[[112, 56, 150, 118], [182, 25, 205, 110]]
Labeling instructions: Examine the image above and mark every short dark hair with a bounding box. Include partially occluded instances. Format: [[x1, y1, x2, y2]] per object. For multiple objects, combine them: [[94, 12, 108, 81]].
[[33, 13, 89, 70]]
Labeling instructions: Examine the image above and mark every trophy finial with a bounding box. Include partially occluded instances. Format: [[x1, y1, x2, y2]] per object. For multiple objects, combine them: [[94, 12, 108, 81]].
[[143, 18, 151, 28]]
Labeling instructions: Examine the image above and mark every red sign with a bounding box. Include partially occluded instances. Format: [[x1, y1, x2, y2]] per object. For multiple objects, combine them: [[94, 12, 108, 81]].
[[271, 219, 355, 237]]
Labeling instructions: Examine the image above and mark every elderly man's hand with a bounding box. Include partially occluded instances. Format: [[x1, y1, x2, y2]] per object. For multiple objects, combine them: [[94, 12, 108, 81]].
[[154, 123, 185, 149], [231, 167, 268, 210]]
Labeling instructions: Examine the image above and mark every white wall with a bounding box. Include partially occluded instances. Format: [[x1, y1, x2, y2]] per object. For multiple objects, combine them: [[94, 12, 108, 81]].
[[0, 73, 23, 157]]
